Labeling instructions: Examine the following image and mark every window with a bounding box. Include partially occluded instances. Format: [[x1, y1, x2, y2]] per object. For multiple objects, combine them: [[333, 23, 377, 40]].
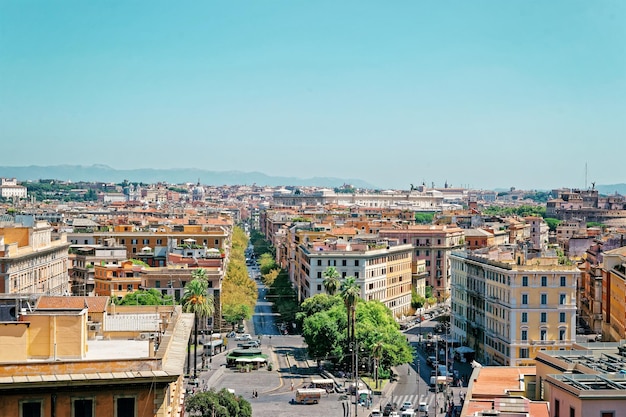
[[560, 276, 566, 287], [522, 294, 528, 305], [21, 400, 43, 417], [131, 239, 138, 245], [317, 260, 322, 266], [555, 399, 560, 417], [317, 284, 322, 291], [522, 276, 528, 287], [354, 260, 359, 266], [317, 272, 322, 279], [560, 294, 566, 305], [116, 396, 136, 417], [521, 312, 528, 323], [541, 312, 547, 323], [541, 276, 547, 287], [342, 260, 347, 266], [541, 329, 547, 340], [519, 348, 529, 358], [342, 272, 347, 278], [155, 280, 161, 288], [143, 239, 149, 244], [120, 239, 125, 244], [521, 330, 528, 341], [541, 294, 547, 305], [559, 329, 566, 341], [214, 239, 219, 245], [569, 406, 575, 417], [354, 272, 359, 278], [559, 312, 566, 323], [72, 398, 94, 417], [156, 239, 163, 245]]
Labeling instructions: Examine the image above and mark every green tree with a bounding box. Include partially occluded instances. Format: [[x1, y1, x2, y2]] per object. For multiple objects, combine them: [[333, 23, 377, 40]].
[[544, 217, 561, 232], [185, 388, 251, 417], [301, 304, 347, 364], [222, 304, 251, 330], [411, 288, 425, 309], [182, 278, 215, 379], [414, 212, 435, 224], [322, 266, 341, 296], [116, 288, 173, 305], [258, 253, 277, 275]]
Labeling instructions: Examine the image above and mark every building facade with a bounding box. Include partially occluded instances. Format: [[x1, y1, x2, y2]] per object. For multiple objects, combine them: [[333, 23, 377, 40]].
[[0, 218, 70, 295], [451, 249, 580, 366], [379, 225, 465, 302], [295, 240, 414, 317]]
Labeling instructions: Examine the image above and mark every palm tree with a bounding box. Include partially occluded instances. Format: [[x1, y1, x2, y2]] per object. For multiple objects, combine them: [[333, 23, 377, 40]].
[[340, 276, 360, 378], [191, 267, 208, 281], [182, 278, 215, 379], [322, 266, 341, 296], [371, 340, 385, 389]]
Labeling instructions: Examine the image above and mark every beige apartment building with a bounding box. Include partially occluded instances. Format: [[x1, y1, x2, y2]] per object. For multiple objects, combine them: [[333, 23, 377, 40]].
[[451, 248, 580, 366], [294, 239, 414, 317], [379, 225, 465, 302], [0, 217, 70, 295]]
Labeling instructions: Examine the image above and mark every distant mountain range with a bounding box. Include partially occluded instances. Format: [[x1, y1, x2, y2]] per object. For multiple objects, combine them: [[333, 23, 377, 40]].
[[0, 164, 376, 189], [596, 184, 626, 196]]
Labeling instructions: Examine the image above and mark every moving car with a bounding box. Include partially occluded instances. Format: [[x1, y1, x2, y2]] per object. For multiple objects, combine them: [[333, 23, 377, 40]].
[[234, 333, 251, 341], [418, 402, 429, 412], [400, 401, 413, 411]]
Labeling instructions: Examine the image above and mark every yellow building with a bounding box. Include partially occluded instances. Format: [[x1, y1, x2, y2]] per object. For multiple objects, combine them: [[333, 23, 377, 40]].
[[602, 247, 626, 341], [451, 248, 580, 366], [0, 299, 193, 417]]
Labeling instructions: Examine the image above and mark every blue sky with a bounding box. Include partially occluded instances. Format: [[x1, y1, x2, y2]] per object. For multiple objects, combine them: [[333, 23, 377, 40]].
[[1, 1, 624, 190]]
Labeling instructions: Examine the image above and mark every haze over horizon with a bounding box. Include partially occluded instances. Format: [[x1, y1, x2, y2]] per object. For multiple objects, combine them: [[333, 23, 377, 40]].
[[1, 1, 624, 190]]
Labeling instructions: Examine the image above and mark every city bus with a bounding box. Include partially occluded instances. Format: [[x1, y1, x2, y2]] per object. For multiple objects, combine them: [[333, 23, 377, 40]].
[[295, 388, 323, 404]]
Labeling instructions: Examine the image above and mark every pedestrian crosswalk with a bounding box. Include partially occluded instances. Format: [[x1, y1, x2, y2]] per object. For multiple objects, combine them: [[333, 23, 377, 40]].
[[383, 392, 445, 411]]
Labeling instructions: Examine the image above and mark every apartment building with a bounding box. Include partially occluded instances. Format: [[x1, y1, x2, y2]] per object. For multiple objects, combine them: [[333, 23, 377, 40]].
[[450, 248, 580, 366], [0, 217, 70, 295], [295, 239, 414, 317], [69, 238, 127, 296], [535, 342, 626, 416], [379, 225, 465, 302], [94, 260, 143, 300], [602, 247, 626, 341], [0, 299, 193, 417], [67, 223, 230, 259]]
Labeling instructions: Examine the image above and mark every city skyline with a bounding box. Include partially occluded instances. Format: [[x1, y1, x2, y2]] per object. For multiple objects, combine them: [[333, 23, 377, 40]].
[[1, 1, 624, 190]]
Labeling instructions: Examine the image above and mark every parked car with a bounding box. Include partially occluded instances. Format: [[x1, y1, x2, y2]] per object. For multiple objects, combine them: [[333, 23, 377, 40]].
[[226, 331, 236, 338]]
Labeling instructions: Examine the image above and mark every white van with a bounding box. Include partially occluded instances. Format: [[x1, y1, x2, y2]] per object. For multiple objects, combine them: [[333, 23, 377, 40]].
[[401, 409, 415, 417]]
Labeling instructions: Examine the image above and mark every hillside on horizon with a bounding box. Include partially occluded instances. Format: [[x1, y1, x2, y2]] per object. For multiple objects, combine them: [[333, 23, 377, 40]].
[[0, 164, 376, 189]]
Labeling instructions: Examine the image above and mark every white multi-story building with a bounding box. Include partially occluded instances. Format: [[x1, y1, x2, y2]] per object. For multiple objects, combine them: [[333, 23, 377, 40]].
[[0, 178, 27, 199], [295, 239, 414, 317]]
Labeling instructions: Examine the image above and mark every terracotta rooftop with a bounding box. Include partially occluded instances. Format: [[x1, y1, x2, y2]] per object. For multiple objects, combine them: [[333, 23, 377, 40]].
[[470, 366, 527, 396], [36, 296, 109, 313]]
